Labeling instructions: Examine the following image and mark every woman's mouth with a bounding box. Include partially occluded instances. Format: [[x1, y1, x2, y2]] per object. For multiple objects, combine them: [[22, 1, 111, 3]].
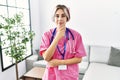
[[58, 22, 63, 25]]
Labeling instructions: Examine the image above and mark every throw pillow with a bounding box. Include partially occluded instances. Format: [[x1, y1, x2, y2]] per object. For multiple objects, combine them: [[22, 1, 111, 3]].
[[108, 47, 120, 67], [35, 49, 44, 60]]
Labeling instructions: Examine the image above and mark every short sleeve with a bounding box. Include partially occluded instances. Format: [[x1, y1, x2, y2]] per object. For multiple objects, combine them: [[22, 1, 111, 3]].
[[74, 34, 86, 58], [40, 32, 51, 55]]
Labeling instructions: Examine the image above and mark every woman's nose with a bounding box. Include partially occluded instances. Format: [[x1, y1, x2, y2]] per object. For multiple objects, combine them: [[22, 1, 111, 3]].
[[58, 16, 62, 20]]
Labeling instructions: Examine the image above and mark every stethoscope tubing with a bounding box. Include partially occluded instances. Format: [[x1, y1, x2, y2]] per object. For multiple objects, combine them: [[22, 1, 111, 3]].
[[50, 27, 75, 59]]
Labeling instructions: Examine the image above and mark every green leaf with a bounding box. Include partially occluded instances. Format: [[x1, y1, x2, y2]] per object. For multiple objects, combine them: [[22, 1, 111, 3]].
[[14, 13, 23, 23], [0, 32, 3, 36], [22, 38, 29, 43], [0, 12, 35, 61], [0, 23, 3, 29]]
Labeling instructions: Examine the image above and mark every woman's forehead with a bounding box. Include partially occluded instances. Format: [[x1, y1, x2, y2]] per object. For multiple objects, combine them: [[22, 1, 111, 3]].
[[55, 9, 65, 14]]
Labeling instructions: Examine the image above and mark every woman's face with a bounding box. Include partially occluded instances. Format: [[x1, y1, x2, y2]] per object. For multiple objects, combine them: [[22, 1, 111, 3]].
[[54, 9, 67, 28]]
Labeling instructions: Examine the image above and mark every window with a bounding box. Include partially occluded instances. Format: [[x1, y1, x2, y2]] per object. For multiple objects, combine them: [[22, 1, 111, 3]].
[[0, 0, 32, 71]]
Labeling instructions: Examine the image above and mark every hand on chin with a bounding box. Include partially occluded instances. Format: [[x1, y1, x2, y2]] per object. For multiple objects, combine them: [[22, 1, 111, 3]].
[[57, 24, 65, 28]]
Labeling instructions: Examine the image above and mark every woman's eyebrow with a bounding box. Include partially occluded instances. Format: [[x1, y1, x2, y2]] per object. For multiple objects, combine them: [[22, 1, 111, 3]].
[[55, 13, 66, 17]]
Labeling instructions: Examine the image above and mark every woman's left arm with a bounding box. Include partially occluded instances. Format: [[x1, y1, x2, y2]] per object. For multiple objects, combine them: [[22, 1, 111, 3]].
[[48, 57, 82, 67]]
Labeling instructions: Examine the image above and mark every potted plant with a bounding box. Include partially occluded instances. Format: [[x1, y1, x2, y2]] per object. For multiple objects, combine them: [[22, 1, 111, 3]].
[[0, 12, 35, 80]]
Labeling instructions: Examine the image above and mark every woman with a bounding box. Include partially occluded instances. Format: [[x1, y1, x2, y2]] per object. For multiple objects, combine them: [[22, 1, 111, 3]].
[[40, 4, 86, 80]]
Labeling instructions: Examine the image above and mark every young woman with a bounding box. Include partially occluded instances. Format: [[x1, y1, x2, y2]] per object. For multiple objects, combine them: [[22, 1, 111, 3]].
[[40, 4, 86, 80]]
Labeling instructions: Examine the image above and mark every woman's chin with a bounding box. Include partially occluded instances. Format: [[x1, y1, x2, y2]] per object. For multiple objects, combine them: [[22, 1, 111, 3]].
[[58, 24, 65, 28]]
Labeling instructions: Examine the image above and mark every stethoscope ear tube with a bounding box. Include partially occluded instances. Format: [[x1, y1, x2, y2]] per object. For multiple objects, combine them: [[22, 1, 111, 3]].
[[66, 28, 74, 40], [50, 28, 56, 44]]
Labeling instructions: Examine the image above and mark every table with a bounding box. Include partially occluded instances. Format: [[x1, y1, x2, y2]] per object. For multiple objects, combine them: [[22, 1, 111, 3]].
[[22, 67, 45, 80]]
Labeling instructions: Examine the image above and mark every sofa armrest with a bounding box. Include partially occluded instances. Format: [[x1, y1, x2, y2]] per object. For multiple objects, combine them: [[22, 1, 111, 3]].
[[26, 54, 39, 71], [27, 54, 39, 61]]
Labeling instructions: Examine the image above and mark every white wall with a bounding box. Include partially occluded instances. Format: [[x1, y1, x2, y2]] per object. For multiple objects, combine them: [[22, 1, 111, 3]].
[[0, 0, 120, 80], [30, 0, 41, 52], [0, 0, 40, 80], [39, 0, 120, 47]]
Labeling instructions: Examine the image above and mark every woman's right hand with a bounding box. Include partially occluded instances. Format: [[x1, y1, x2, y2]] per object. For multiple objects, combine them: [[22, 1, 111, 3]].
[[43, 26, 66, 61], [55, 26, 66, 40]]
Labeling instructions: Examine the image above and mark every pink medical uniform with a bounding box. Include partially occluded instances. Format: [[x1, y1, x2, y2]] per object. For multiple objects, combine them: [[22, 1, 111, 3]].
[[40, 28, 86, 80]]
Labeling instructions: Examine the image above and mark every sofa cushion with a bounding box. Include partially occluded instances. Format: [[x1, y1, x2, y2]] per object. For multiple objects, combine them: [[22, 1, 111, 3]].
[[90, 45, 111, 63], [26, 54, 39, 71], [83, 63, 120, 80], [33, 60, 47, 68], [79, 61, 89, 74], [108, 47, 120, 67]]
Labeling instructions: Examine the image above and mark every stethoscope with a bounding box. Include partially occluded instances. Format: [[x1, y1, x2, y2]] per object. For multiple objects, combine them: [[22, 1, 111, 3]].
[[50, 27, 75, 59]]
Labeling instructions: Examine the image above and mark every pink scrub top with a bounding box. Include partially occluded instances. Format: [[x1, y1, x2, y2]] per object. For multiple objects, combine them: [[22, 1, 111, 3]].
[[40, 28, 86, 80]]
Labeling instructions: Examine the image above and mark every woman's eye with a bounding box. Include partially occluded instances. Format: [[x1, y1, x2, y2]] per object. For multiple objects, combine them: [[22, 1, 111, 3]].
[[55, 15, 59, 18], [55, 14, 66, 18], [62, 14, 66, 17]]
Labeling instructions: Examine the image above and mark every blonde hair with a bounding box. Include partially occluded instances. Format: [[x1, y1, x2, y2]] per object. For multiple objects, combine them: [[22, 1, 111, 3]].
[[52, 5, 70, 22]]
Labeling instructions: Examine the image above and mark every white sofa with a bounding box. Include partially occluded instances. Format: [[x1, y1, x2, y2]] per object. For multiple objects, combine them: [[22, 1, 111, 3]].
[[82, 45, 120, 80], [26, 45, 120, 80]]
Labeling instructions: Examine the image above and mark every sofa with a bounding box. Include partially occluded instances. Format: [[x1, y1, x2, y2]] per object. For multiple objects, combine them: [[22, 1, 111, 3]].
[[26, 45, 120, 80], [82, 45, 120, 80]]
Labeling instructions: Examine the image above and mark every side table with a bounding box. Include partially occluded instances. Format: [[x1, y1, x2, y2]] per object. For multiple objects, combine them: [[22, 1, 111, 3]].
[[21, 67, 45, 80]]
